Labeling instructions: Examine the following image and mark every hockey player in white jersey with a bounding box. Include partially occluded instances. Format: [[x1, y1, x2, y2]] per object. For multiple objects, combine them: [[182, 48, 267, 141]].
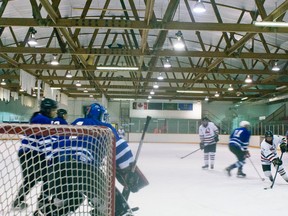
[[198, 117, 219, 169], [261, 130, 288, 182]]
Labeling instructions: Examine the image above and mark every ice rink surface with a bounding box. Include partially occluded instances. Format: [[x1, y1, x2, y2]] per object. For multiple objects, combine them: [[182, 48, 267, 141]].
[[127, 143, 288, 216]]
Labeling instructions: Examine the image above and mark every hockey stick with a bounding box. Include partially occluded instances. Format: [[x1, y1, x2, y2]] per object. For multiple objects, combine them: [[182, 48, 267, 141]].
[[122, 116, 152, 199], [264, 152, 284, 190], [180, 148, 201, 159], [248, 157, 265, 181]]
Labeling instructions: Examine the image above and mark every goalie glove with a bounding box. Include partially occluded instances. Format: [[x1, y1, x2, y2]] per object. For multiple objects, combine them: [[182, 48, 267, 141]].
[[272, 157, 283, 166]]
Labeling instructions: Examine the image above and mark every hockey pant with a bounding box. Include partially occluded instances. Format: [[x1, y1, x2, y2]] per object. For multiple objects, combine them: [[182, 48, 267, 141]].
[[38, 161, 107, 216], [14, 150, 48, 204], [262, 164, 288, 182], [227, 144, 246, 170]]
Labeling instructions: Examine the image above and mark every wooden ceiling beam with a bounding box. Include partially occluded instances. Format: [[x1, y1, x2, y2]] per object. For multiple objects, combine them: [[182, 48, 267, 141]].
[[1, 18, 288, 33]]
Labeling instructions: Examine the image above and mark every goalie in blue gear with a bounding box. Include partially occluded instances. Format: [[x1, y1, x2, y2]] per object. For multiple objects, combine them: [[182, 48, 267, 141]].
[[34, 103, 147, 216]]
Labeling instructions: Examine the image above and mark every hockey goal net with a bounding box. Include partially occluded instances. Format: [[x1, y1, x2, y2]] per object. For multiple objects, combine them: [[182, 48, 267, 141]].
[[0, 124, 115, 216]]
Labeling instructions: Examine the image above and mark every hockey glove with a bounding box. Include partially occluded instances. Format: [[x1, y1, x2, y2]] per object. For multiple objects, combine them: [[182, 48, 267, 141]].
[[280, 139, 287, 153], [214, 134, 219, 142], [244, 150, 250, 158], [272, 157, 283, 166], [199, 142, 205, 150]]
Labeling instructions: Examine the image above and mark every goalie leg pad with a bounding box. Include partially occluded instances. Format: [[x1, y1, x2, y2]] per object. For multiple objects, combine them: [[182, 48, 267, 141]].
[[116, 166, 149, 193]]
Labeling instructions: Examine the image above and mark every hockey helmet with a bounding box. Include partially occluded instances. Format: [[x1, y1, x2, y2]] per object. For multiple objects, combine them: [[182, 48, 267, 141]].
[[86, 103, 106, 121], [57, 109, 67, 118], [265, 130, 273, 138], [239, 121, 250, 128], [40, 98, 58, 117]]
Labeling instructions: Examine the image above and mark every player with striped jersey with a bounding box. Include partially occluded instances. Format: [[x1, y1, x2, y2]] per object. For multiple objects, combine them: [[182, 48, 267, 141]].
[[260, 130, 288, 182], [225, 121, 251, 177], [198, 117, 219, 169]]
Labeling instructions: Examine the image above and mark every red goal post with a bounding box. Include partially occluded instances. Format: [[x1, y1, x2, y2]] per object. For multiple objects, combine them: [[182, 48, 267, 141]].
[[0, 124, 115, 216]]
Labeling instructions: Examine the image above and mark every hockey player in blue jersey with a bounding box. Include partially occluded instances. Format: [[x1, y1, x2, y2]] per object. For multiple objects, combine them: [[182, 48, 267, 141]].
[[71, 103, 135, 170], [225, 121, 251, 177], [12, 98, 58, 210], [53, 108, 68, 125], [71, 103, 138, 216]]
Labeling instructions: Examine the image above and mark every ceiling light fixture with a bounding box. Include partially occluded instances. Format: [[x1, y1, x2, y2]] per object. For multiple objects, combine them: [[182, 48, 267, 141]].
[[28, 34, 38, 46], [241, 97, 248, 101], [96, 66, 139, 70], [245, 75, 252, 83], [205, 96, 209, 101], [1, 79, 6, 85], [150, 90, 155, 95], [28, 28, 38, 46], [254, 21, 288, 27], [272, 61, 280, 72], [163, 58, 172, 68], [66, 71, 73, 78], [153, 82, 159, 89], [193, 0, 206, 13], [75, 81, 81, 87], [214, 92, 220, 97], [276, 85, 286, 91], [177, 90, 204, 93], [228, 84, 234, 91], [112, 98, 135, 101], [157, 73, 164, 80], [51, 55, 59, 65], [148, 95, 152, 99], [83, 88, 88, 93], [174, 31, 185, 50]]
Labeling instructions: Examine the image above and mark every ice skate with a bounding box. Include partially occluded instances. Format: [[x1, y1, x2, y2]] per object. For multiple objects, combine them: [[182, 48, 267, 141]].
[[225, 167, 232, 177], [202, 165, 209, 169], [210, 165, 214, 169], [237, 169, 246, 178]]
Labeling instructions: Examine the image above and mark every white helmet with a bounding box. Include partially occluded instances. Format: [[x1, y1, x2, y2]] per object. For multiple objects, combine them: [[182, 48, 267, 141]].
[[239, 121, 250, 128]]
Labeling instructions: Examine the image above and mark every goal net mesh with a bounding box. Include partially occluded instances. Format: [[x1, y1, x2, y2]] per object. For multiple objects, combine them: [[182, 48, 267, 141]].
[[0, 124, 115, 216]]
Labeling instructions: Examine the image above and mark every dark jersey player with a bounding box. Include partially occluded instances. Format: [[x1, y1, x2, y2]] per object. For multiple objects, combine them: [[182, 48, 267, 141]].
[[53, 108, 68, 125], [225, 121, 251, 178], [12, 98, 58, 210]]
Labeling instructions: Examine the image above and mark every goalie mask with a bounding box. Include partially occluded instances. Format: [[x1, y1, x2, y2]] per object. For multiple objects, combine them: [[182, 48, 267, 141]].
[[86, 103, 106, 121], [40, 98, 58, 118]]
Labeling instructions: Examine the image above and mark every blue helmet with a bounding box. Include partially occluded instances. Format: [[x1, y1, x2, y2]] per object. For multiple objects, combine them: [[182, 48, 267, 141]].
[[86, 103, 106, 121]]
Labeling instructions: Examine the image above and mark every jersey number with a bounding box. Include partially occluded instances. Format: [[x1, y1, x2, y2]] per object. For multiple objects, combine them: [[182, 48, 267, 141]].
[[233, 130, 243, 138]]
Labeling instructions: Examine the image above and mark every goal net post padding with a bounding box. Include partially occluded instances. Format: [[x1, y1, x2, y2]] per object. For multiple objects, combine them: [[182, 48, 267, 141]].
[[0, 124, 115, 216]]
